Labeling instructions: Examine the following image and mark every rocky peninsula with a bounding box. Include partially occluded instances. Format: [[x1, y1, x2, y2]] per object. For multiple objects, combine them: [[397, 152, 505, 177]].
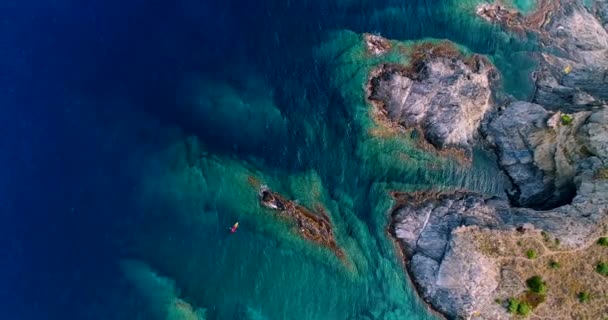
[[374, 0, 608, 318]]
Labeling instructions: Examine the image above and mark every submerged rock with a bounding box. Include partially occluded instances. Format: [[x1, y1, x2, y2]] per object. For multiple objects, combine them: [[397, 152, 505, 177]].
[[366, 41, 497, 160], [257, 185, 345, 260]]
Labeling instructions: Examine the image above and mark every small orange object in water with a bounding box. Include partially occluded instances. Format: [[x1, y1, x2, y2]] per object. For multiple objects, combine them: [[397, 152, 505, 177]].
[[230, 222, 239, 233]]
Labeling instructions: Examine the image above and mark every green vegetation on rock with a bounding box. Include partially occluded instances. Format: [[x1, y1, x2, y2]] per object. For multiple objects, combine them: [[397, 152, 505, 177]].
[[526, 249, 537, 259], [598, 237, 608, 247], [517, 302, 532, 316], [597, 262, 608, 276], [560, 114, 574, 125], [578, 291, 591, 303], [549, 260, 561, 269], [507, 298, 532, 316], [507, 298, 520, 314], [526, 276, 547, 294]]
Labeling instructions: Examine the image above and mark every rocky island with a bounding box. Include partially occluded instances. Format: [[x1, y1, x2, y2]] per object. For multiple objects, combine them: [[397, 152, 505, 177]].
[[253, 181, 346, 260], [374, 0, 608, 318]]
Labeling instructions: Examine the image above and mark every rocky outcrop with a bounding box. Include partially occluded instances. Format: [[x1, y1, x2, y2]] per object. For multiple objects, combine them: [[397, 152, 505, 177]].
[[391, 191, 508, 318], [392, 104, 608, 318], [543, 0, 608, 66], [533, 53, 608, 111], [367, 41, 497, 158], [257, 185, 345, 260], [376, 3, 608, 318], [476, 0, 608, 111], [484, 101, 595, 209], [363, 33, 391, 56]]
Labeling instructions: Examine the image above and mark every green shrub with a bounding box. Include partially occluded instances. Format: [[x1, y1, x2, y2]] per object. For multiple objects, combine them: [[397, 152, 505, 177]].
[[578, 291, 590, 303], [517, 302, 532, 316], [526, 276, 547, 294], [526, 249, 538, 259], [549, 260, 561, 269], [598, 237, 608, 247], [507, 298, 520, 314], [597, 262, 608, 276], [561, 114, 573, 125]]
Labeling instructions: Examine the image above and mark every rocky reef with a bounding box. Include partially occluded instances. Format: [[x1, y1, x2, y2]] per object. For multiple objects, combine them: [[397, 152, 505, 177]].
[[366, 41, 498, 161], [386, 1, 608, 318], [257, 184, 345, 260]]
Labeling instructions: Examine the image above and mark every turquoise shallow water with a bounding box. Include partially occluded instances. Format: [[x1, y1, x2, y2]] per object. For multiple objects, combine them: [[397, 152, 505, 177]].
[[108, 0, 543, 319]]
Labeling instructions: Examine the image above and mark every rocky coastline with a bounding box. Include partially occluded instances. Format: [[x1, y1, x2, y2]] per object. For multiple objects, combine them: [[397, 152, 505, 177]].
[[378, 0, 608, 318]]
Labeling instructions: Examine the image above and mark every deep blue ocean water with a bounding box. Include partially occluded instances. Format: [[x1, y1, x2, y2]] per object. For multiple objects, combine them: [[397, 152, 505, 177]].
[[2, 0, 539, 319]]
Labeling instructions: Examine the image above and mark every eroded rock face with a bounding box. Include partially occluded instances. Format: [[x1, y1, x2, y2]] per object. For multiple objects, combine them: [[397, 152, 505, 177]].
[[485, 101, 595, 209], [367, 42, 496, 154]]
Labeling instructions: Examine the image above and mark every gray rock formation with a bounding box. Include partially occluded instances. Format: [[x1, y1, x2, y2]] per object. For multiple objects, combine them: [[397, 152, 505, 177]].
[[594, 0, 608, 30], [533, 1, 608, 110], [485, 101, 594, 209], [367, 44, 496, 151], [387, 2, 608, 319], [392, 105, 608, 319], [392, 191, 508, 318]]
